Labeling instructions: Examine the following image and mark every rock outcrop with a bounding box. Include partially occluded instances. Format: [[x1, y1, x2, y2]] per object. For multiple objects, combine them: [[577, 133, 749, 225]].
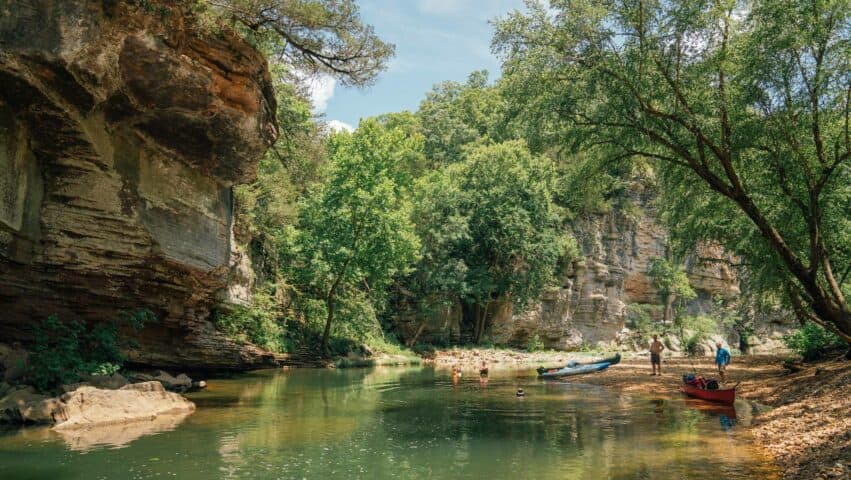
[[395, 179, 789, 350], [55, 382, 195, 430], [0, 1, 279, 368], [0, 380, 195, 429], [490, 181, 741, 348]]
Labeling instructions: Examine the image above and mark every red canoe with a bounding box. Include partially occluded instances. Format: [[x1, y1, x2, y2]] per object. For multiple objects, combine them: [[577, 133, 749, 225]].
[[681, 383, 736, 405]]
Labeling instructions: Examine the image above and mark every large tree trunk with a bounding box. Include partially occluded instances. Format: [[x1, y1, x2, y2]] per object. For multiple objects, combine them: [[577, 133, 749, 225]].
[[473, 302, 490, 344], [321, 293, 335, 352], [408, 322, 427, 347], [788, 284, 851, 344], [663, 294, 674, 324]]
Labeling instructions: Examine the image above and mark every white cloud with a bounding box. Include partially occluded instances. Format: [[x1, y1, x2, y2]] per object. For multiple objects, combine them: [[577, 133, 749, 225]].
[[305, 74, 336, 113], [327, 120, 354, 132]]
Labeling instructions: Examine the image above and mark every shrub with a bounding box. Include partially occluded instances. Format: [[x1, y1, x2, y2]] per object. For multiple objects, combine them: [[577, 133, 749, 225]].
[[683, 335, 702, 357], [677, 315, 719, 357], [214, 290, 291, 353], [26, 315, 86, 392], [626, 304, 663, 338], [783, 323, 845, 361], [412, 343, 437, 359], [526, 334, 544, 353], [26, 310, 153, 391]]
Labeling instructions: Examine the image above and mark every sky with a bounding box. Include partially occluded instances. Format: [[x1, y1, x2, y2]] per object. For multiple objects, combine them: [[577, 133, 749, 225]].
[[311, 0, 526, 131]]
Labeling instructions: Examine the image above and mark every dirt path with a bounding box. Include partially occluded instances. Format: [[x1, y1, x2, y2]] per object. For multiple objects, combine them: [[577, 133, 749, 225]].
[[431, 348, 851, 480]]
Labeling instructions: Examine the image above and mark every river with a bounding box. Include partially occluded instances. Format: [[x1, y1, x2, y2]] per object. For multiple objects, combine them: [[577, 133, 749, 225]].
[[0, 366, 779, 479]]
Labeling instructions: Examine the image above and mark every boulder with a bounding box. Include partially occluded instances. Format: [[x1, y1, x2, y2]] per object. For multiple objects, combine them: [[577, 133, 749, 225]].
[[172, 374, 193, 392], [0, 387, 44, 423], [120, 381, 166, 393], [60, 382, 92, 394], [19, 397, 68, 424], [81, 373, 129, 390], [55, 383, 195, 430], [130, 371, 192, 392], [666, 335, 682, 352]]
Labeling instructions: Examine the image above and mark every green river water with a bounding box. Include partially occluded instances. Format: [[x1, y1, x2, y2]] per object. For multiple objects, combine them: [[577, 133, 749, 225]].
[[0, 367, 779, 479]]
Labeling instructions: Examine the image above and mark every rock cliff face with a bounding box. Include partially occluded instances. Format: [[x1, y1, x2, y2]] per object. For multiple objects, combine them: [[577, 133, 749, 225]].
[[395, 180, 782, 351], [489, 181, 741, 349], [0, 1, 279, 369]]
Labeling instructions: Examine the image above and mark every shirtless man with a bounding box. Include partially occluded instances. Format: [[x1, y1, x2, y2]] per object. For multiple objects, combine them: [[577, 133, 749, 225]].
[[650, 334, 665, 376]]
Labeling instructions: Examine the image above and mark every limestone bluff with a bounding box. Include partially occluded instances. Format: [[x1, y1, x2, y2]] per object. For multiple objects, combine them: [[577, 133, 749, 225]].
[[0, 0, 278, 369]]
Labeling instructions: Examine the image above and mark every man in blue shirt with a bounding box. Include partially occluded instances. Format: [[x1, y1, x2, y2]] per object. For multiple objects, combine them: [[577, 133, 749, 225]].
[[715, 342, 731, 382]]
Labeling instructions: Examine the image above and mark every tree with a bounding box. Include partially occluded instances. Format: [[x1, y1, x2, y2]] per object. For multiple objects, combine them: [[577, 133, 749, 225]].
[[417, 71, 510, 167], [295, 119, 420, 350], [648, 257, 697, 323], [493, 0, 851, 342], [397, 168, 471, 345], [207, 0, 394, 86], [451, 141, 574, 343]]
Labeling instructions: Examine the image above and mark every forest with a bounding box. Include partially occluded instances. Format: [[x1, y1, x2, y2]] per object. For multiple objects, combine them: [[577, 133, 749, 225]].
[[204, 0, 850, 358]]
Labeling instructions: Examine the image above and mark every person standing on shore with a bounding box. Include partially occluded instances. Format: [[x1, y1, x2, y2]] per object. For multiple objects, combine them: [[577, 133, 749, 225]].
[[715, 342, 731, 382], [650, 334, 665, 376]]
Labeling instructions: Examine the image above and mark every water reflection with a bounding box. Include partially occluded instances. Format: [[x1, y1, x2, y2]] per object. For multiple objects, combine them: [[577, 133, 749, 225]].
[[0, 367, 779, 480], [58, 412, 193, 452]]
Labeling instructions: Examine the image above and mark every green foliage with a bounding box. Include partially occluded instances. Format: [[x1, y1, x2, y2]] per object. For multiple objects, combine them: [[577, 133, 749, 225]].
[[417, 71, 510, 167], [294, 119, 421, 349], [783, 323, 845, 361], [678, 315, 720, 357], [626, 304, 662, 337], [648, 258, 697, 302], [456, 141, 575, 312], [26, 311, 153, 392], [402, 140, 576, 343], [525, 334, 544, 353], [578, 343, 603, 355], [26, 315, 86, 392], [215, 290, 291, 353], [205, 0, 394, 87], [492, 0, 851, 340]]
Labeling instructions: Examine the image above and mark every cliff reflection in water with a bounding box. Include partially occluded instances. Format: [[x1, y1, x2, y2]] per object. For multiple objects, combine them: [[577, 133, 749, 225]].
[[0, 367, 779, 480]]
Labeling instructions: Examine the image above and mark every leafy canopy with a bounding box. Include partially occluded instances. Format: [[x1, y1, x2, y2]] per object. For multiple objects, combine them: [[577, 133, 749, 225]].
[[294, 119, 421, 348], [207, 0, 394, 86], [493, 0, 851, 341]]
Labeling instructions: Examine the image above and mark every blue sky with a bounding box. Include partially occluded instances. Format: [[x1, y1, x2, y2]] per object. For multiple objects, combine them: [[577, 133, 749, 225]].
[[312, 0, 526, 131]]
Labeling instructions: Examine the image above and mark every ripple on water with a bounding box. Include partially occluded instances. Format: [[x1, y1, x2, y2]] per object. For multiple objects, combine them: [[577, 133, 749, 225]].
[[0, 367, 779, 480]]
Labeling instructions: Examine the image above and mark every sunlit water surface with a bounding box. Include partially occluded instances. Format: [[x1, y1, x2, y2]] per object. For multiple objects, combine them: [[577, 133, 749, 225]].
[[0, 367, 779, 479]]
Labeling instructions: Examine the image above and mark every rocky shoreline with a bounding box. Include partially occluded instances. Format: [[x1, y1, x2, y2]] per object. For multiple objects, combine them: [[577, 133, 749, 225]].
[[0, 343, 202, 433], [0, 372, 199, 430]]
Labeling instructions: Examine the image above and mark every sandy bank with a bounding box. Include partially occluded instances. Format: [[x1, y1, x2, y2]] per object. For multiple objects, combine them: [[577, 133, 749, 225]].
[[431, 348, 850, 480]]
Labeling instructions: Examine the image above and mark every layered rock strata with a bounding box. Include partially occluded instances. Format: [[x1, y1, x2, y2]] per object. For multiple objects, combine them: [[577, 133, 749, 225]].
[[395, 180, 785, 351], [0, 1, 278, 368]]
